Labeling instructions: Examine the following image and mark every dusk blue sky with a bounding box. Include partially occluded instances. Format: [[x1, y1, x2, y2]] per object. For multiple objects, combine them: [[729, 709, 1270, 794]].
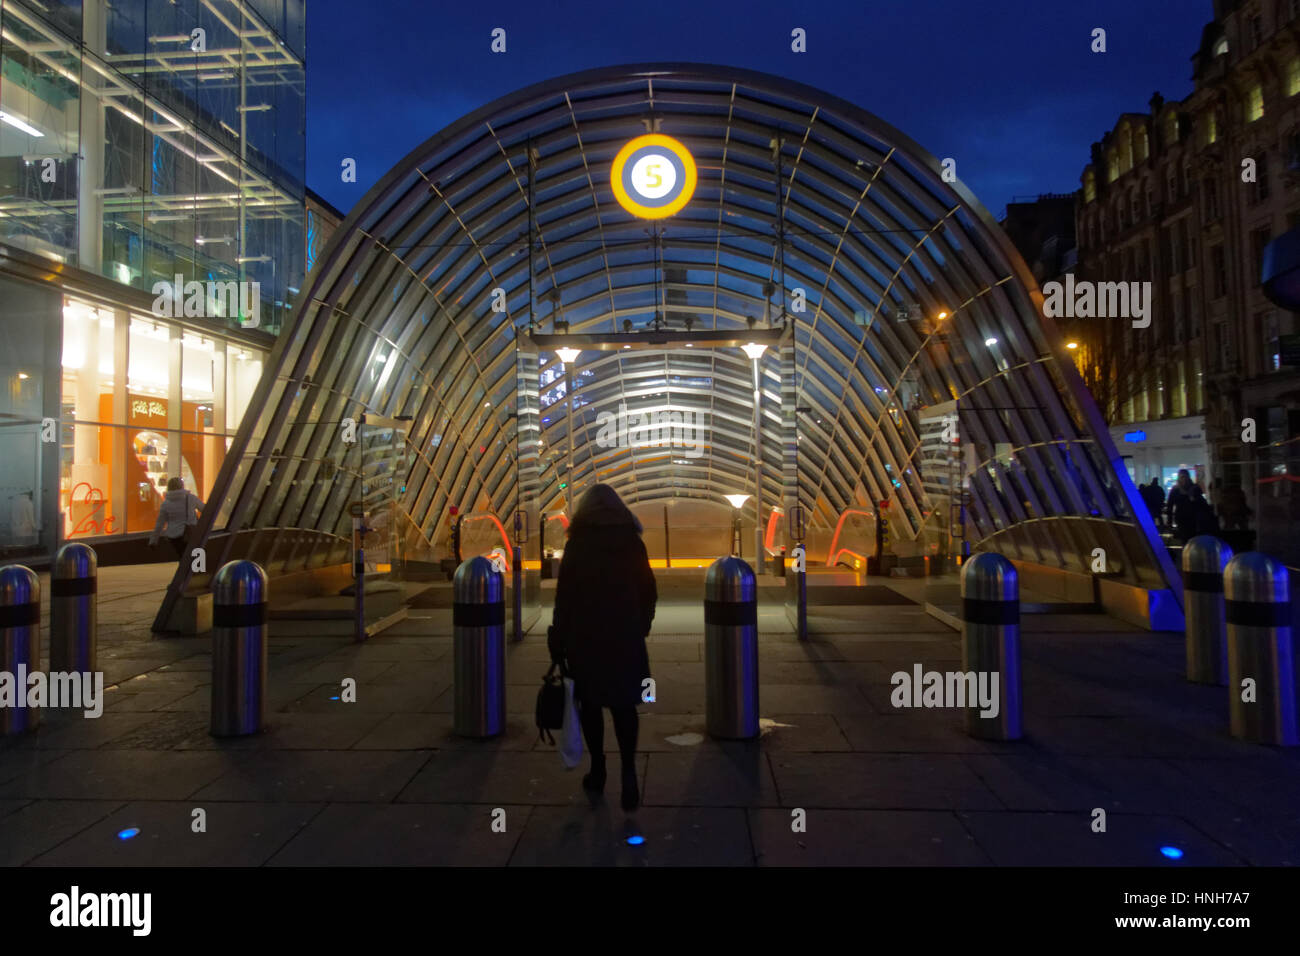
[[305, 0, 1207, 220]]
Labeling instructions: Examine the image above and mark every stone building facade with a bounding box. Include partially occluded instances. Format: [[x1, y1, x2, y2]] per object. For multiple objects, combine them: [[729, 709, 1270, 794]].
[[1071, 0, 1300, 558]]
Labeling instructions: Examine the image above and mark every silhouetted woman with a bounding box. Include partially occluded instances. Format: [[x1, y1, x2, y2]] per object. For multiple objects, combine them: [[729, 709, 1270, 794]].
[[549, 484, 657, 811]]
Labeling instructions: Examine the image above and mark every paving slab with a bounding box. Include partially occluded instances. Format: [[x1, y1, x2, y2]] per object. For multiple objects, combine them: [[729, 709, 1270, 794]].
[[768, 753, 1003, 810], [192, 750, 433, 802], [175, 711, 391, 750], [509, 804, 752, 866], [5, 711, 158, 751], [352, 713, 542, 751], [832, 712, 1020, 754], [0, 749, 232, 800], [750, 808, 990, 866], [267, 803, 528, 866], [955, 810, 1246, 866], [29, 801, 322, 867], [0, 800, 125, 865], [396, 750, 648, 807], [642, 751, 780, 806]]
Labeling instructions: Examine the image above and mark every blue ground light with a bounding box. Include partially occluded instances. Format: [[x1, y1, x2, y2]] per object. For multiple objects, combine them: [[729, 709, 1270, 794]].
[[626, 835, 645, 846], [1160, 846, 1184, 860], [117, 828, 140, 840], [329, 696, 340, 701]]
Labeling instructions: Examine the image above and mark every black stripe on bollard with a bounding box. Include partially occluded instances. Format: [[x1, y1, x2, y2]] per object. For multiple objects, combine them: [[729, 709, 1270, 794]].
[[454, 602, 505, 627], [51, 577, 97, 597], [213, 602, 268, 628], [704, 599, 757, 627], [0, 602, 39, 627], [962, 597, 1019, 626], [1225, 600, 1292, 628], [1184, 572, 1224, 593]]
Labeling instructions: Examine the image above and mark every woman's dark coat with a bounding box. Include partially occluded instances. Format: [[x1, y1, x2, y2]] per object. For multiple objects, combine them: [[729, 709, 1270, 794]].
[[548, 511, 657, 709]]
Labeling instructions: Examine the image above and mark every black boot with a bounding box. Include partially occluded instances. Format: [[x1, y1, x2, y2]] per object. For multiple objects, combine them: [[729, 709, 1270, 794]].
[[582, 755, 606, 792], [621, 764, 639, 811]]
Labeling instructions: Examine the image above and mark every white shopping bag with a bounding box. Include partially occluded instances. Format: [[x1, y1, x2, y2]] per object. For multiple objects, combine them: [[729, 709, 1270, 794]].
[[559, 677, 583, 769]]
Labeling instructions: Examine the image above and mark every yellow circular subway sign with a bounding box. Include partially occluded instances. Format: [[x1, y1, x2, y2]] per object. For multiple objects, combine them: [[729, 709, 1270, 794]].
[[611, 134, 697, 219]]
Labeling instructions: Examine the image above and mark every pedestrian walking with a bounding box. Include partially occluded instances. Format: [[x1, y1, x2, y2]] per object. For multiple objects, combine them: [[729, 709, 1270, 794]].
[[548, 483, 657, 811], [149, 477, 204, 563]]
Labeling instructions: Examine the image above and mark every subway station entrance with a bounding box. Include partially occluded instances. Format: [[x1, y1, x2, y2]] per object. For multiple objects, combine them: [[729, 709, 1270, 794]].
[[153, 63, 1180, 635]]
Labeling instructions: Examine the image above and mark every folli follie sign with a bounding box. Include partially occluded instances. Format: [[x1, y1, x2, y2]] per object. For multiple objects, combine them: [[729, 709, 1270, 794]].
[[128, 395, 168, 426]]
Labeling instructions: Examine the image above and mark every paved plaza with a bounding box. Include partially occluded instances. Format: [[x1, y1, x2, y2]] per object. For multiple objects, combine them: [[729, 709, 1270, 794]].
[[1, 566, 1297, 867]]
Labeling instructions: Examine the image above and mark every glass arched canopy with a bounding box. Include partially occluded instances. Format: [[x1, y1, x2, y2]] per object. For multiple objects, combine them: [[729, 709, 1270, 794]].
[[156, 63, 1179, 626]]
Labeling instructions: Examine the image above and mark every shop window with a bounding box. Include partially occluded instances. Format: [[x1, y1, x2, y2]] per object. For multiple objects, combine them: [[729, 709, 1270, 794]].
[[126, 318, 174, 533], [182, 334, 221, 501], [226, 346, 263, 438], [0, 279, 53, 557], [61, 301, 120, 539]]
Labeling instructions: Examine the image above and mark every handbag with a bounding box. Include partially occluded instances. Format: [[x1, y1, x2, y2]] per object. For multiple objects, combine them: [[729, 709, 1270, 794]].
[[535, 662, 565, 744], [558, 676, 583, 770]]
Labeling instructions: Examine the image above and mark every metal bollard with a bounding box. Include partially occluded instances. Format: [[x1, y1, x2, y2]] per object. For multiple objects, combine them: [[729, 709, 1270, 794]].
[[1224, 552, 1296, 746], [704, 556, 759, 739], [0, 565, 40, 735], [50, 542, 97, 674], [453, 556, 505, 737], [1182, 535, 1232, 685], [960, 552, 1022, 740], [210, 560, 269, 737]]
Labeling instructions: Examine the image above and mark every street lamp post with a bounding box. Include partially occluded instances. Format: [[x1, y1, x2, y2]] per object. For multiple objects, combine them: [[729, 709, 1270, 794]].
[[723, 494, 750, 558], [741, 342, 768, 572], [555, 347, 581, 516]]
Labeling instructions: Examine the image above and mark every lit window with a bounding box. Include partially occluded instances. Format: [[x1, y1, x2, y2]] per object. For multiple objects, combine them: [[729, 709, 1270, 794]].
[[1289, 59, 1300, 97], [1206, 110, 1218, 144], [1248, 86, 1264, 122]]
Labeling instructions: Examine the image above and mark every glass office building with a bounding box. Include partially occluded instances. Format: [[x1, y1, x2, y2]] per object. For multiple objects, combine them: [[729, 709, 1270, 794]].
[[0, 0, 305, 562]]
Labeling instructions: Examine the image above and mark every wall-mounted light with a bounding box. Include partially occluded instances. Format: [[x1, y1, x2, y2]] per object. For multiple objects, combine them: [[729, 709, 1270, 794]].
[[1066, 341, 1079, 350]]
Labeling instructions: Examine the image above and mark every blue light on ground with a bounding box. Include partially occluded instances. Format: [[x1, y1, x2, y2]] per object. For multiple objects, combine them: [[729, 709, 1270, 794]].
[[117, 828, 140, 840], [329, 695, 340, 701], [626, 835, 645, 846], [1160, 846, 1184, 860]]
